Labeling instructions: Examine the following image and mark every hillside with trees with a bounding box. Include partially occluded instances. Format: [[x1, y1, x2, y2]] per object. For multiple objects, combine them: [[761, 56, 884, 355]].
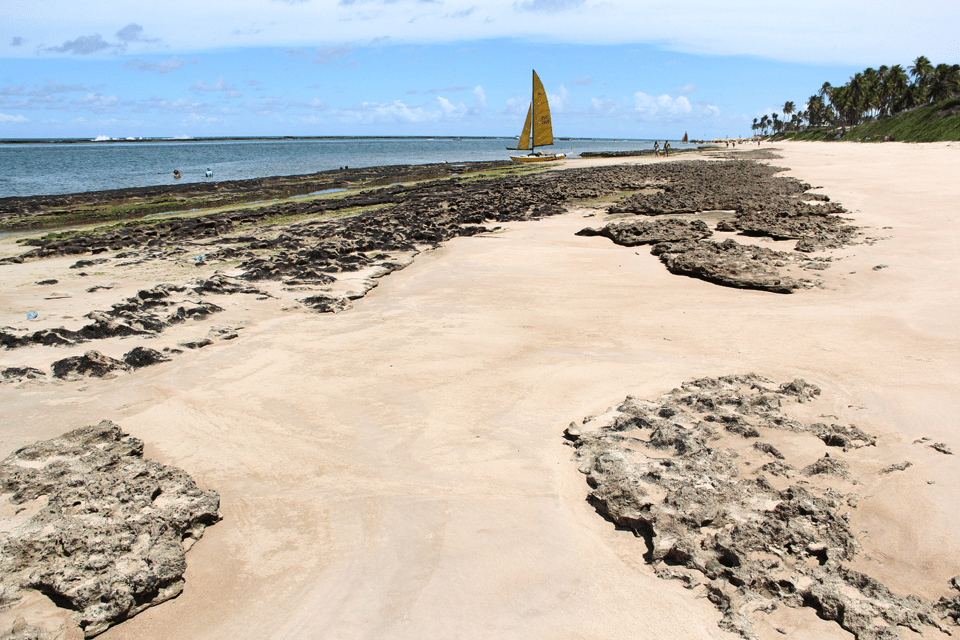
[[751, 57, 960, 141]]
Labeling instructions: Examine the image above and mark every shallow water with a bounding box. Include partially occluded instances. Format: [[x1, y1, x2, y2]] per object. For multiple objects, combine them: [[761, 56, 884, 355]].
[[0, 137, 695, 198]]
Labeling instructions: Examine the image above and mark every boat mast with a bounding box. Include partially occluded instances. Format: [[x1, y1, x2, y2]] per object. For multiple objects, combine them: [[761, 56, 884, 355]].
[[530, 69, 536, 155]]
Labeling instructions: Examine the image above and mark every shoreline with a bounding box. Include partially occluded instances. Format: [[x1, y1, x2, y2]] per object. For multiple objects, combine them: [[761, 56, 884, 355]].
[[2, 142, 959, 639]]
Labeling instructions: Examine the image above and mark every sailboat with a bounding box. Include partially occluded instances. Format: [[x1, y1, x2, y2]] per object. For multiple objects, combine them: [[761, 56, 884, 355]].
[[681, 132, 688, 143], [509, 70, 566, 163]]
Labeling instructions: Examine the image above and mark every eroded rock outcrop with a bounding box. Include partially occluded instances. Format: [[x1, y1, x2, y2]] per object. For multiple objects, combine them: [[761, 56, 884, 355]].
[[566, 374, 958, 640], [604, 160, 855, 254], [0, 367, 47, 384], [576, 159, 858, 292], [651, 238, 802, 293], [51, 351, 131, 380], [0, 421, 220, 637], [575, 219, 712, 246]]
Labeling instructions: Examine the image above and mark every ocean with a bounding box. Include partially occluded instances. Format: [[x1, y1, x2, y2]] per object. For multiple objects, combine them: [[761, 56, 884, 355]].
[[0, 137, 696, 199]]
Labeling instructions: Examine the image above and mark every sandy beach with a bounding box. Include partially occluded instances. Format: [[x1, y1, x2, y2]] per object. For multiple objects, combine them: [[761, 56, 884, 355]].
[[2, 141, 959, 639]]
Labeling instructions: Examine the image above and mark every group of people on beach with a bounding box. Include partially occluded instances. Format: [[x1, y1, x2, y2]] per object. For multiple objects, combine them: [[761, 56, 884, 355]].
[[652, 141, 671, 157]]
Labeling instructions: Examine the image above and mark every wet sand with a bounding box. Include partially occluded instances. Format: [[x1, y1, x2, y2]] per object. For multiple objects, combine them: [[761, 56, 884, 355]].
[[1, 141, 959, 639]]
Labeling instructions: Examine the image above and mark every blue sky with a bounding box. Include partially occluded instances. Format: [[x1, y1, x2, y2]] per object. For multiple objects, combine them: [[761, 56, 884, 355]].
[[3, 0, 959, 140]]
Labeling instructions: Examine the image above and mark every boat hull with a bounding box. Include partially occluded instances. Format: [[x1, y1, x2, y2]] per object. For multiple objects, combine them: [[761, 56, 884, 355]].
[[509, 153, 566, 163]]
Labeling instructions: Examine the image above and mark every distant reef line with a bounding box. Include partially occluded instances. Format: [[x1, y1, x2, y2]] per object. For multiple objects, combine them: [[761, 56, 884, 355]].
[[0, 135, 647, 145]]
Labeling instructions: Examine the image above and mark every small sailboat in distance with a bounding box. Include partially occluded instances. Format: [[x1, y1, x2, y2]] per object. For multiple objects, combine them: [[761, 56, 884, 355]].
[[509, 70, 566, 163], [681, 132, 688, 143]]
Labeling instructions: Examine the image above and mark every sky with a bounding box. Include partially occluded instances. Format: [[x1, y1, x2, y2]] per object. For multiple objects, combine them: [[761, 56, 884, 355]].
[[2, 0, 959, 140]]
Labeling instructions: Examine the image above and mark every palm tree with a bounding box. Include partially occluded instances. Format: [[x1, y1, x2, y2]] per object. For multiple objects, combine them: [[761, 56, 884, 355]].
[[796, 110, 808, 130], [862, 68, 880, 119], [909, 56, 933, 84], [884, 65, 910, 113], [909, 56, 934, 103], [829, 84, 852, 128], [806, 95, 826, 127], [875, 66, 891, 116], [782, 101, 795, 130], [928, 63, 960, 103], [847, 74, 868, 124]]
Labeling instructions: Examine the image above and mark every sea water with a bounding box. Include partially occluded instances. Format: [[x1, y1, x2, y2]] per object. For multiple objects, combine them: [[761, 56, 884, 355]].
[[0, 137, 698, 199]]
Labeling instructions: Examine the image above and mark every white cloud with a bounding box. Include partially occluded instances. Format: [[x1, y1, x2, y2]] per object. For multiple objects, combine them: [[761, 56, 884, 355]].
[[73, 93, 119, 108], [185, 113, 218, 125], [634, 92, 692, 120], [472, 85, 486, 110], [115, 23, 159, 44], [339, 100, 436, 125], [548, 84, 570, 112], [589, 97, 619, 117], [8, 2, 958, 72], [46, 33, 113, 55], [31, 79, 89, 95], [124, 57, 186, 74], [505, 96, 528, 116], [674, 83, 696, 95], [514, 0, 585, 13], [438, 96, 466, 117], [0, 112, 28, 122], [314, 44, 354, 65], [445, 7, 477, 18], [334, 91, 490, 125], [190, 77, 240, 98], [142, 97, 206, 113], [700, 103, 721, 118]]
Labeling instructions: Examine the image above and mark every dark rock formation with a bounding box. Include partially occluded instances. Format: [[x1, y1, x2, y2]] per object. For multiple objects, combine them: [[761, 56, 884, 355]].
[[1, 158, 857, 384], [594, 159, 857, 254], [1, 281, 236, 353], [0, 367, 47, 383], [122, 347, 170, 369], [0, 421, 220, 637], [0, 161, 512, 232], [734, 210, 858, 252], [651, 238, 801, 293], [880, 461, 913, 474], [51, 351, 131, 380], [575, 219, 712, 246], [177, 338, 213, 350], [567, 374, 957, 640]]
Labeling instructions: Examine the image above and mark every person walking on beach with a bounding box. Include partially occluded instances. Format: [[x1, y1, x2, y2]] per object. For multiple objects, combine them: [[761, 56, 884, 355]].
[[664, 141, 670, 156], [653, 141, 660, 156]]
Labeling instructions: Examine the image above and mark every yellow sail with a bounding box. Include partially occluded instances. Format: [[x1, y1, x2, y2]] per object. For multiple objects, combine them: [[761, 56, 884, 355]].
[[531, 70, 553, 147], [516, 104, 532, 150]]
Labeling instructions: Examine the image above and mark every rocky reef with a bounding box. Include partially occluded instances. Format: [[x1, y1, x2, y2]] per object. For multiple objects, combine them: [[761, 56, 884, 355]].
[[579, 158, 858, 292], [566, 374, 959, 640], [2, 156, 859, 382], [0, 421, 220, 638]]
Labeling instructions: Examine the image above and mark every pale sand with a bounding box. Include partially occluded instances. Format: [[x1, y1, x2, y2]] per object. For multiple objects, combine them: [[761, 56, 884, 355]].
[[2, 141, 959, 639]]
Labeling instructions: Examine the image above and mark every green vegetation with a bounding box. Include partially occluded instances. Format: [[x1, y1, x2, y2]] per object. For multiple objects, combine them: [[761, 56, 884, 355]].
[[776, 98, 960, 142], [751, 56, 960, 142]]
